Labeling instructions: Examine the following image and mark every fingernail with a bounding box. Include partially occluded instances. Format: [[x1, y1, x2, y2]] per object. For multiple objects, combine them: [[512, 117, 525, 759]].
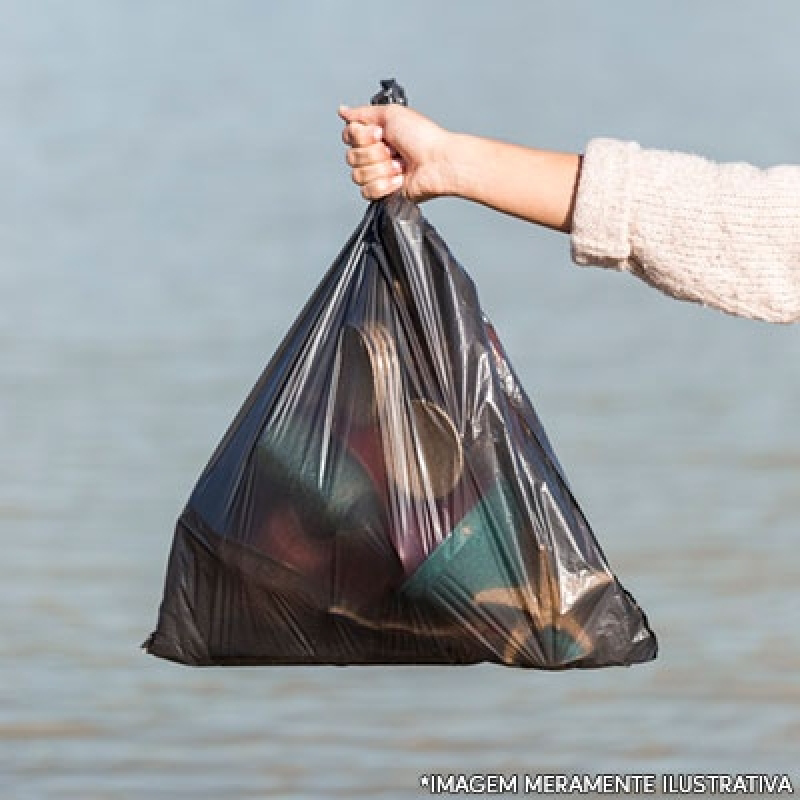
[[391, 175, 403, 187], [391, 158, 403, 172], [373, 126, 383, 141]]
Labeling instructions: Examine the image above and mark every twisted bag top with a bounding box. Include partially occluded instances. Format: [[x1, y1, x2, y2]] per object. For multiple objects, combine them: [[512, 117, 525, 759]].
[[144, 187, 657, 669]]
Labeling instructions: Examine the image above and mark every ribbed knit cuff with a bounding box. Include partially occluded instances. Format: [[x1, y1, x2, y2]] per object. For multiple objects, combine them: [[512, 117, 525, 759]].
[[571, 138, 640, 269]]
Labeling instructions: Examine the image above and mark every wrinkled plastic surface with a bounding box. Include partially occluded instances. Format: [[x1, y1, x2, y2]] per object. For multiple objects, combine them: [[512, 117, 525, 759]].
[[146, 194, 656, 669], [145, 194, 657, 669]]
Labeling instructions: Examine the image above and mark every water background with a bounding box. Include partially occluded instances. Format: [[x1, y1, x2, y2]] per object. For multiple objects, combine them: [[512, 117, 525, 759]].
[[2, 1, 799, 797]]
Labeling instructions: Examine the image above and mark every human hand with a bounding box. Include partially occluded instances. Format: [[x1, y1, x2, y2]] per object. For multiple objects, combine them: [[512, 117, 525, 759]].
[[338, 104, 453, 203]]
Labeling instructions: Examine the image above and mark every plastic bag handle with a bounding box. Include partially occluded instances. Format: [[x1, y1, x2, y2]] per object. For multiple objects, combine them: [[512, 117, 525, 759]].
[[368, 80, 407, 207], [371, 79, 407, 107]]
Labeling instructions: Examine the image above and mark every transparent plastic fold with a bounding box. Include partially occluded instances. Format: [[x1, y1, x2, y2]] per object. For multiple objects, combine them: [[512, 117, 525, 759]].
[[145, 194, 657, 669]]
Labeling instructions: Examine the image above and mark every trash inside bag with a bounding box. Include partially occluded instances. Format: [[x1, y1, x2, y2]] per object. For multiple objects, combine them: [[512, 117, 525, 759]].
[[145, 84, 656, 670]]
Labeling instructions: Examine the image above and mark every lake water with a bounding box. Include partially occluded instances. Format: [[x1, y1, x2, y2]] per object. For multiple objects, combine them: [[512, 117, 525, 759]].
[[1, 2, 799, 797]]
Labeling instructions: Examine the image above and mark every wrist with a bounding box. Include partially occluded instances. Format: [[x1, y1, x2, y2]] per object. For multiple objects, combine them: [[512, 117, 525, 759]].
[[439, 132, 482, 200]]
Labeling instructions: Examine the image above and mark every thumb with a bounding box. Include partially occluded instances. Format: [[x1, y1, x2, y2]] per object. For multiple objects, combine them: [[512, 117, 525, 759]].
[[337, 104, 387, 126]]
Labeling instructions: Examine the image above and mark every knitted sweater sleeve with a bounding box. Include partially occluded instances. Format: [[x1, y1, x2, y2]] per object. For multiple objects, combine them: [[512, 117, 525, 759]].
[[570, 138, 800, 323]]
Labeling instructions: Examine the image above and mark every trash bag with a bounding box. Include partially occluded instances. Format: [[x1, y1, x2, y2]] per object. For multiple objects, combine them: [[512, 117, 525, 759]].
[[144, 81, 657, 670]]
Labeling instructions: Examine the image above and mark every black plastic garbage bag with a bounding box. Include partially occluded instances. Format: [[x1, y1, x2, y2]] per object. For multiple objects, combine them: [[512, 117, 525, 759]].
[[145, 85, 656, 670]]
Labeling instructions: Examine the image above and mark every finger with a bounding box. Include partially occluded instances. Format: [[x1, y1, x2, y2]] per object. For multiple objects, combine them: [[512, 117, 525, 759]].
[[360, 174, 404, 201], [345, 141, 393, 168], [351, 160, 403, 188], [342, 121, 383, 148]]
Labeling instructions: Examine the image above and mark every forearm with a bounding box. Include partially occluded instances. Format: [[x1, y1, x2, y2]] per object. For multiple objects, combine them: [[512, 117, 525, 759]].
[[443, 133, 582, 233]]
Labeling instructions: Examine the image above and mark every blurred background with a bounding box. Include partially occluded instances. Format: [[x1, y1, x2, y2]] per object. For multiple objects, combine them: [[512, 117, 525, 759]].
[[1, 1, 799, 797]]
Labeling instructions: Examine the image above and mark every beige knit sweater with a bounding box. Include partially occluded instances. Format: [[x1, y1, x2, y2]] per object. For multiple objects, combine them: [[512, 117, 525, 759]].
[[570, 138, 800, 323]]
